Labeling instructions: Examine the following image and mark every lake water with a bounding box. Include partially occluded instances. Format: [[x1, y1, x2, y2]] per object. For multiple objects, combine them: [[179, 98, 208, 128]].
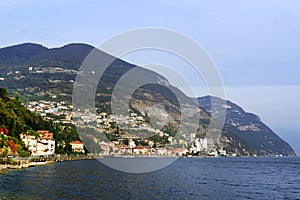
[[0, 157, 299, 199]]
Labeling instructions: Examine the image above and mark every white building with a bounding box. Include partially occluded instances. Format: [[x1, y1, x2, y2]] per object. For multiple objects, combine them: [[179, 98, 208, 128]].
[[128, 139, 136, 149], [20, 134, 37, 152], [35, 137, 55, 156], [200, 138, 208, 150], [21, 130, 55, 156], [70, 140, 85, 153], [156, 148, 166, 156]]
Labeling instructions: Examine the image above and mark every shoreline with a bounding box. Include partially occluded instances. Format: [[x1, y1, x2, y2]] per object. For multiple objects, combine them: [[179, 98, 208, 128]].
[[0, 155, 94, 174], [0, 160, 54, 172]]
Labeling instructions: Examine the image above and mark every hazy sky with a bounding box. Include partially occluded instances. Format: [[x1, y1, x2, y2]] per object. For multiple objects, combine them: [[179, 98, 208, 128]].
[[0, 0, 299, 154]]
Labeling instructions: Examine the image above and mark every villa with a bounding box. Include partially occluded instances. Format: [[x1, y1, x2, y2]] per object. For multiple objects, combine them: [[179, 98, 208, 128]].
[[21, 130, 55, 156], [70, 140, 85, 153]]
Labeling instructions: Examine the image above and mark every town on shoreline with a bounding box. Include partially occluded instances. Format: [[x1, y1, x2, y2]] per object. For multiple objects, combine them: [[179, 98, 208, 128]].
[[25, 99, 242, 158], [2, 92, 280, 173]]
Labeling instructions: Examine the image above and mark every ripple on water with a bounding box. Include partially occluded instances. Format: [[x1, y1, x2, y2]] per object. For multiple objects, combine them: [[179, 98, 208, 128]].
[[0, 158, 300, 199]]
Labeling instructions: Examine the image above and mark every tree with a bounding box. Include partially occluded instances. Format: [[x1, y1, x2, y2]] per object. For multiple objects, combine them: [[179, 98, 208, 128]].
[[64, 143, 73, 155], [0, 88, 9, 101]]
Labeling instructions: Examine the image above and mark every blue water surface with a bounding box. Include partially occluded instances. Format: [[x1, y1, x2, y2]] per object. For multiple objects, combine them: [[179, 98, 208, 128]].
[[0, 157, 299, 199]]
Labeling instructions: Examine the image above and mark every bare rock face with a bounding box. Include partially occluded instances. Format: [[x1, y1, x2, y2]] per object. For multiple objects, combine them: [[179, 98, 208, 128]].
[[198, 96, 296, 156]]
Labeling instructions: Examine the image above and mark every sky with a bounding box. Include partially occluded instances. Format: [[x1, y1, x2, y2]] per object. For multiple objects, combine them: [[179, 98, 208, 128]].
[[0, 0, 299, 154]]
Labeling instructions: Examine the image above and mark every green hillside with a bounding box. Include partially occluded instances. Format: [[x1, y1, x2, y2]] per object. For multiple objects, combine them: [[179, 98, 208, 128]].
[[0, 88, 51, 157], [0, 88, 81, 157]]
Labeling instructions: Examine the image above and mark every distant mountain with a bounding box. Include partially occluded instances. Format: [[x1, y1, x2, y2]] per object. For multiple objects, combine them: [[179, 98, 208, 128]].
[[197, 96, 296, 156], [0, 43, 202, 112], [0, 43, 137, 95], [0, 43, 212, 145]]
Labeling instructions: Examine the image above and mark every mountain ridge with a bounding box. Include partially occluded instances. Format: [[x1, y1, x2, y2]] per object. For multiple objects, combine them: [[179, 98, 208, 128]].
[[0, 43, 95, 67], [0, 43, 296, 156]]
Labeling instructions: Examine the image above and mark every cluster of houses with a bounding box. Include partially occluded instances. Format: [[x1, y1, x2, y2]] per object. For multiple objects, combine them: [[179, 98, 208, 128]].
[[3, 66, 77, 81], [20, 130, 84, 156], [20, 130, 56, 156], [99, 140, 189, 157], [74, 111, 191, 156], [28, 66, 77, 75], [89, 137, 227, 157], [25, 100, 230, 157], [73, 111, 153, 130], [26, 100, 74, 125]]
